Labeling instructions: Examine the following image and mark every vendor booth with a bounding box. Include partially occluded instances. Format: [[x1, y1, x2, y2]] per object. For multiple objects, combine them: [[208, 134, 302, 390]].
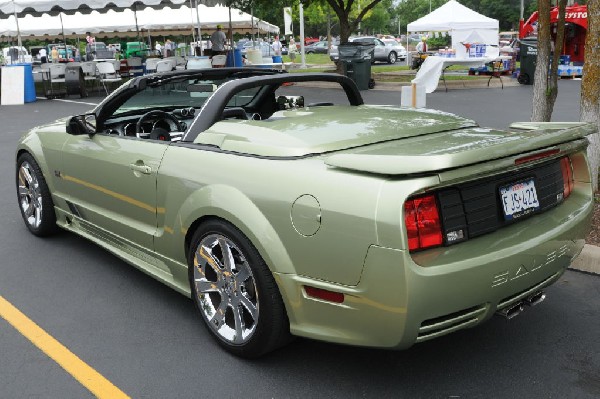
[[520, 4, 587, 64], [407, 0, 499, 59], [407, 0, 504, 93]]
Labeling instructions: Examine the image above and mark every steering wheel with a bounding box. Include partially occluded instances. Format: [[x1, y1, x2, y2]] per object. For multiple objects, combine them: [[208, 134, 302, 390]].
[[135, 110, 182, 137]]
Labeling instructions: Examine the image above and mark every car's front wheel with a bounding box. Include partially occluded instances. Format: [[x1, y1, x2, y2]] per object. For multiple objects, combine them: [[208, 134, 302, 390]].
[[16, 153, 58, 237], [188, 219, 291, 358], [388, 51, 397, 64]]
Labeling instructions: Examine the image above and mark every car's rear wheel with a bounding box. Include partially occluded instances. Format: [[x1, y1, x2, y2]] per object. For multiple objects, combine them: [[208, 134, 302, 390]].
[[188, 220, 291, 358], [16, 153, 58, 236], [388, 51, 397, 64]]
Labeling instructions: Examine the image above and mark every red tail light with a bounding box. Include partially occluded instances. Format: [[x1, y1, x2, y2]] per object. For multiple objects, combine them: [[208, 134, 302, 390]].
[[404, 194, 443, 252], [560, 156, 574, 199]]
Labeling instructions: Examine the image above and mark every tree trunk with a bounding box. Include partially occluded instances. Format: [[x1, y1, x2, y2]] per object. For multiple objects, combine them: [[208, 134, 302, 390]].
[[531, 0, 552, 121], [581, 0, 600, 192], [547, 0, 568, 118]]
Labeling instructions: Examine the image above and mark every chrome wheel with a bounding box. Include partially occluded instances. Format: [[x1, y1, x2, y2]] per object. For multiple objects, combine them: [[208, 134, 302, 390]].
[[193, 233, 258, 345], [18, 161, 43, 229], [388, 51, 397, 64]]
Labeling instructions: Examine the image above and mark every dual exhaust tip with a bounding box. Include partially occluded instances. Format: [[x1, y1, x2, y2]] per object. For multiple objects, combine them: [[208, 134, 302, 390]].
[[497, 291, 546, 320]]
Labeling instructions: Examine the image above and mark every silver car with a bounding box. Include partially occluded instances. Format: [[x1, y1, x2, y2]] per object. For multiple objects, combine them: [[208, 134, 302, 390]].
[[330, 36, 406, 64]]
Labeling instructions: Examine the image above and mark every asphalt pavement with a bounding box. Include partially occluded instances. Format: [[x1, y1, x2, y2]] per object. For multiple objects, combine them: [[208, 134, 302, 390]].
[[0, 80, 599, 398]]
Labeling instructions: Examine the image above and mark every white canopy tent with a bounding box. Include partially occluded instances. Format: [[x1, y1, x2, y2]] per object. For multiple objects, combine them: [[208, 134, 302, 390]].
[[0, 0, 226, 57], [407, 0, 499, 58], [0, 0, 197, 18], [0, 5, 279, 38]]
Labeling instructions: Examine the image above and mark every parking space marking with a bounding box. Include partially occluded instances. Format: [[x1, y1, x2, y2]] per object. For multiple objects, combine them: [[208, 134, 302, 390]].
[[0, 295, 130, 399]]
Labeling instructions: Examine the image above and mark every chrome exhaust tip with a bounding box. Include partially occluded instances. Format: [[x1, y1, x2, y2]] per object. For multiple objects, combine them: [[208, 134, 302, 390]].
[[524, 291, 546, 307], [497, 302, 524, 320]]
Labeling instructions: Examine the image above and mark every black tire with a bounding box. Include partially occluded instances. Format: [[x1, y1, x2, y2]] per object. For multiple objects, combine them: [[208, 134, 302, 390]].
[[188, 219, 291, 358], [387, 51, 397, 64], [517, 73, 530, 85], [16, 153, 59, 237]]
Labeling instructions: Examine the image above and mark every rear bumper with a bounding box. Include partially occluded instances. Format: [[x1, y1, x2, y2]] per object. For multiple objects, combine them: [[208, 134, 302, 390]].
[[275, 183, 592, 349]]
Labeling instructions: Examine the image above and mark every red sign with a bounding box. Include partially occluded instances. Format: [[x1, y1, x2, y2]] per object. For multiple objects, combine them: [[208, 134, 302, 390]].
[[520, 4, 588, 38]]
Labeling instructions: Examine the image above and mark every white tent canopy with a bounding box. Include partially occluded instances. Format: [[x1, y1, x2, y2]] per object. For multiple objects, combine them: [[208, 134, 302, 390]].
[[0, 0, 203, 18], [407, 0, 499, 58], [0, 5, 280, 37]]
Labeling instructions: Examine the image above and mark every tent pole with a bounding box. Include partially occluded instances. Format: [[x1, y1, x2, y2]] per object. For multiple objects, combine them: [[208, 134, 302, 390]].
[[189, 0, 196, 53], [228, 5, 233, 58], [194, 0, 203, 56], [60, 13, 66, 48], [12, 0, 23, 63], [133, 4, 140, 43]]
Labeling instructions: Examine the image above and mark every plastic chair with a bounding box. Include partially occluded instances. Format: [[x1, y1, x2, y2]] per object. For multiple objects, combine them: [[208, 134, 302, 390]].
[[155, 60, 173, 73], [48, 63, 66, 95], [211, 55, 227, 68], [127, 57, 144, 76], [96, 62, 122, 94], [145, 58, 161, 74], [186, 58, 212, 70]]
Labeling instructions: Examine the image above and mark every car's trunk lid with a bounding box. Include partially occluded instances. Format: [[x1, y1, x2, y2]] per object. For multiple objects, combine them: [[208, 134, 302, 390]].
[[325, 122, 595, 175]]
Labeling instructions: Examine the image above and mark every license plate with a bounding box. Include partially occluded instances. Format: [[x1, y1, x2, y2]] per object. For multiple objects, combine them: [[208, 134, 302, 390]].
[[500, 179, 540, 220]]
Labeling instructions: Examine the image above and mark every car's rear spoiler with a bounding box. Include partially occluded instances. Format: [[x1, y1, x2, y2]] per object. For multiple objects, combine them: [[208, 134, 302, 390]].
[[324, 122, 596, 175]]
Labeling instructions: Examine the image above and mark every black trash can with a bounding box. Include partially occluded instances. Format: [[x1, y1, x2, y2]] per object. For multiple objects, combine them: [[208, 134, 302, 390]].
[[338, 42, 374, 90], [65, 64, 87, 98], [518, 38, 537, 85]]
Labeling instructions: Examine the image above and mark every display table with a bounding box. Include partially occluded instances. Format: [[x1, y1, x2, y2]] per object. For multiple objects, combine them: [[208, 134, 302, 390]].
[[413, 56, 512, 93]]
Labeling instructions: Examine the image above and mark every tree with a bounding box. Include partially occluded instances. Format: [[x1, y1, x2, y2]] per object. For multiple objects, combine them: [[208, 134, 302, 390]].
[[530, 0, 567, 122], [318, 0, 385, 42], [581, 0, 600, 191]]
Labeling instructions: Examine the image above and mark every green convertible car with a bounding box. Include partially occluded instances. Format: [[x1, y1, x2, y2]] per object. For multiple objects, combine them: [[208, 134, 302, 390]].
[[16, 68, 595, 357]]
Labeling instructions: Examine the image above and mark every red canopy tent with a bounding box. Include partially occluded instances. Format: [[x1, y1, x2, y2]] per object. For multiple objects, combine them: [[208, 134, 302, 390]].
[[519, 4, 587, 63]]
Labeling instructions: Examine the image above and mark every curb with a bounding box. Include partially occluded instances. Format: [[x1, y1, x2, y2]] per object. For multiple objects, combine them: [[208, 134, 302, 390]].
[[569, 244, 600, 275]]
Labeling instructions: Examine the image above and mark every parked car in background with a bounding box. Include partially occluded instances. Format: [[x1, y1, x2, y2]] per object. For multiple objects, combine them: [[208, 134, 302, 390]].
[[47, 44, 78, 62], [499, 31, 518, 47], [304, 41, 330, 54], [87, 42, 115, 60], [304, 37, 319, 45], [2, 46, 29, 64], [380, 39, 408, 61], [125, 42, 151, 59], [330, 36, 404, 64], [241, 41, 273, 58]]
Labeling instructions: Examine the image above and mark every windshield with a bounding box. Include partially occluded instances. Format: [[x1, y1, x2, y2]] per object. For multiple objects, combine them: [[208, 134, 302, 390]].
[[113, 76, 262, 116]]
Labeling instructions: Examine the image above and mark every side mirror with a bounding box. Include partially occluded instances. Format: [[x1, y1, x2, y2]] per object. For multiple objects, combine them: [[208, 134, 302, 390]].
[[66, 113, 97, 135]]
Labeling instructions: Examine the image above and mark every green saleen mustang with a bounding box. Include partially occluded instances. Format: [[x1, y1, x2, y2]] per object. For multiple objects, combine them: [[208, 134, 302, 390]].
[[16, 68, 595, 357]]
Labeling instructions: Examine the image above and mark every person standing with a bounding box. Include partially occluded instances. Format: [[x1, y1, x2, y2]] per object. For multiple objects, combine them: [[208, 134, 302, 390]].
[[210, 25, 227, 56], [155, 41, 162, 57], [416, 36, 428, 53], [51, 46, 59, 63], [85, 32, 95, 61], [272, 35, 282, 56], [39, 47, 48, 64], [165, 39, 173, 57], [288, 36, 297, 64]]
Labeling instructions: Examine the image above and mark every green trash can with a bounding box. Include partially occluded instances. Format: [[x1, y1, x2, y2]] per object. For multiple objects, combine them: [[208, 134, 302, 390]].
[[518, 38, 537, 85], [338, 42, 374, 90]]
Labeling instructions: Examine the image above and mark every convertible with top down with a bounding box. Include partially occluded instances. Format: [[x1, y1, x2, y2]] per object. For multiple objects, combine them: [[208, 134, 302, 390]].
[[16, 68, 594, 357]]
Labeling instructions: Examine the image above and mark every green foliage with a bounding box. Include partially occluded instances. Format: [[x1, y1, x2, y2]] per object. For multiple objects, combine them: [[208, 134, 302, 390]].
[[426, 35, 451, 49]]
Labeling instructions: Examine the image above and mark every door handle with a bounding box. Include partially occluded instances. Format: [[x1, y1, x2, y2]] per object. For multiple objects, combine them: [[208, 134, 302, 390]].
[[129, 163, 152, 174]]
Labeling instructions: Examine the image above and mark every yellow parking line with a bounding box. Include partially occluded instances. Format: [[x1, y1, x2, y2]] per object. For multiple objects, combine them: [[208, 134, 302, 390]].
[[0, 295, 130, 399]]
